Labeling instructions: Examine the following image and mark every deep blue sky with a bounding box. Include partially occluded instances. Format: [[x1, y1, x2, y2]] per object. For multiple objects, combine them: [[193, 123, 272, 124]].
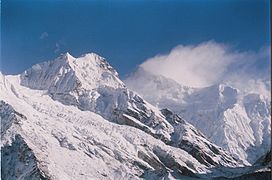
[[1, 0, 270, 77]]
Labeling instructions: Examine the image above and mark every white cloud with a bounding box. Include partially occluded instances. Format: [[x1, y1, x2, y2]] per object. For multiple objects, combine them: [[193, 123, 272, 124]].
[[140, 41, 270, 89], [39, 32, 49, 40]]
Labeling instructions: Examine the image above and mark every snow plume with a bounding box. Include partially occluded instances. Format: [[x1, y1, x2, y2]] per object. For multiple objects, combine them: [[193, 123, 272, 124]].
[[140, 41, 270, 94]]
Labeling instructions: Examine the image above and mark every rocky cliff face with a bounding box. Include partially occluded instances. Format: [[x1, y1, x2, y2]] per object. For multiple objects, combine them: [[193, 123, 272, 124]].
[[1, 101, 50, 179], [1, 134, 50, 180]]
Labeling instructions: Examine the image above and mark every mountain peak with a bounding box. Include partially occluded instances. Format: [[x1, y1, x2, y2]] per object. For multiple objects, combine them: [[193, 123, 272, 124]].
[[56, 52, 104, 64], [57, 52, 75, 61], [79, 52, 104, 60], [20, 52, 124, 92], [2, 51, 270, 179]]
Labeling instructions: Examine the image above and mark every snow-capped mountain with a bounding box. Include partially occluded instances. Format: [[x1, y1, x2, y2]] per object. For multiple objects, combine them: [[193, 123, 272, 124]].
[[1, 53, 270, 179], [0, 52, 251, 180], [125, 67, 271, 165]]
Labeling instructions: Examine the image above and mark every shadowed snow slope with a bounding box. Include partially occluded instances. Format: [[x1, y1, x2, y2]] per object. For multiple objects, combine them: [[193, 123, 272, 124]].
[[1, 53, 266, 179], [125, 67, 271, 165]]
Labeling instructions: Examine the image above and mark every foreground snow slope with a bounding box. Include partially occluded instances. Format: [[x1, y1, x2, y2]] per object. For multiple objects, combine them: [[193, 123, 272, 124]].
[[1, 74, 207, 179], [0, 53, 247, 179], [125, 68, 271, 164]]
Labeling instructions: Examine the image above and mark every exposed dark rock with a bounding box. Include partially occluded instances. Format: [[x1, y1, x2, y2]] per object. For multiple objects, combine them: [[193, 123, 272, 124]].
[[1, 134, 50, 180]]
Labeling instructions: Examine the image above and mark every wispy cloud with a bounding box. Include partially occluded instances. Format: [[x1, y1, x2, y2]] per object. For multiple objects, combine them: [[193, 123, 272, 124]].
[[140, 41, 270, 93], [54, 43, 60, 54], [39, 32, 49, 40]]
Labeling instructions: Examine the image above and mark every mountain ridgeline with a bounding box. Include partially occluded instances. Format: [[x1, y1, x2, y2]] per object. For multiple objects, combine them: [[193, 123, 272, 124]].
[[1, 52, 270, 179]]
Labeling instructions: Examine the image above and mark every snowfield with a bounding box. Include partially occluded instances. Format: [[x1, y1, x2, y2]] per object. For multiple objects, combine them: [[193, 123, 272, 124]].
[[125, 68, 271, 165], [1, 53, 270, 179]]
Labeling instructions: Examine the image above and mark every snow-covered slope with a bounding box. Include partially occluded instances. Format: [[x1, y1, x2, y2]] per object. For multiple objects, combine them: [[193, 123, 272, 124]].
[[1, 53, 245, 179], [19, 53, 174, 142], [0, 86, 206, 179], [160, 108, 241, 167], [125, 68, 271, 165]]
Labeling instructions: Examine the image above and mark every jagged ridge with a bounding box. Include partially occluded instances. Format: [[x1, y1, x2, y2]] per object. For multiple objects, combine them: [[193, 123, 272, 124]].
[[0, 52, 257, 179]]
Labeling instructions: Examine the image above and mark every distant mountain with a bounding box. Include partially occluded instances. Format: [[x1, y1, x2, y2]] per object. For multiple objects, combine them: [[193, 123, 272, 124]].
[[125, 67, 271, 165], [0, 53, 269, 179]]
